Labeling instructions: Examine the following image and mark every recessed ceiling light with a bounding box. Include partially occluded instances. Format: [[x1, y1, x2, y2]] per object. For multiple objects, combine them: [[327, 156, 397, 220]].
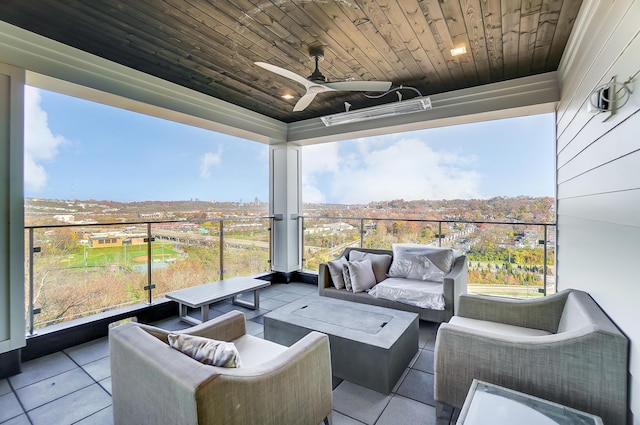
[[450, 46, 467, 56], [281, 94, 295, 100]]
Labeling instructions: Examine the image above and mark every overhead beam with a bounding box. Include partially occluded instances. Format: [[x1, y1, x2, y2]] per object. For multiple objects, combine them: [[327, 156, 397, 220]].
[[287, 72, 560, 145]]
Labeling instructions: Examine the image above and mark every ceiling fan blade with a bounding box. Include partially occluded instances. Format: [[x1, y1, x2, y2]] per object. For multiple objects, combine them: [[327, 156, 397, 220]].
[[254, 62, 310, 87], [293, 92, 318, 111], [323, 80, 392, 92]]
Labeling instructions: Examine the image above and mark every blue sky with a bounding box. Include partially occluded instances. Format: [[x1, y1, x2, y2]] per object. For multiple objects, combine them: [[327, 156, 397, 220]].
[[25, 86, 555, 204], [25, 87, 269, 203], [302, 114, 556, 203]]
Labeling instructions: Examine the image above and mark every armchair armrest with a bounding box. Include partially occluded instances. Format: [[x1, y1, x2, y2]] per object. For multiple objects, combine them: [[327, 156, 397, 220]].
[[173, 310, 247, 341], [318, 262, 333, 295], [199, 331, 333, 425], [443, 255, 467, 315], [457, 290, 570, 333], [110, 323, 221, 425], [135, 310, 248, 344]]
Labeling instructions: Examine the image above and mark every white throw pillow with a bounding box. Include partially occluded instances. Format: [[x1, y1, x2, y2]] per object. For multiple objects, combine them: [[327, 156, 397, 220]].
[[388, 244, 455, 282], [348, 259, 377, 293], [393, 243, 463, 260], [348, 251, 392, 283], [168, 333, 242, 368], [327, 256, 348, 289]]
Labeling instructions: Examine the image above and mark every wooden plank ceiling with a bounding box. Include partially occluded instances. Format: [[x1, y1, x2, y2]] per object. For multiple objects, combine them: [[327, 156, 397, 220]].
[[0, 0, 582, 123]]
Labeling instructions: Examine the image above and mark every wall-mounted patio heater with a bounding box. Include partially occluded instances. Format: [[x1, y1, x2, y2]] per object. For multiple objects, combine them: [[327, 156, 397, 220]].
[[321, 96, 432, 127]]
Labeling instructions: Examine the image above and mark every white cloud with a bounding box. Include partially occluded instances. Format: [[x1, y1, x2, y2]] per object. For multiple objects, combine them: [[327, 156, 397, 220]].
[[24, 87, 69, 192], [200, 147, 223, 178], [302, 142, 341, 175], [303, 137, 482, 204], [302, 184, 326, 204], [301, 143, 342, 203]]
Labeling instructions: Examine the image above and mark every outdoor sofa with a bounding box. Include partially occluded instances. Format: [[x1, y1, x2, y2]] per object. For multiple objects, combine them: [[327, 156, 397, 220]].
[[318, 246, 468, 322]]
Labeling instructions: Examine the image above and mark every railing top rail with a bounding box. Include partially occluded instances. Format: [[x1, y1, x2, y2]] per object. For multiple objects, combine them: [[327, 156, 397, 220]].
[[25, 216, 275, 230], [301, 215, 556, 227]]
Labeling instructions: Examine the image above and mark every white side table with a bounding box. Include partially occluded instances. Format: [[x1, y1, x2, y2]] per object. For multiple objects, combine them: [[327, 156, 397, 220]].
[[457, 379, 603, 425]]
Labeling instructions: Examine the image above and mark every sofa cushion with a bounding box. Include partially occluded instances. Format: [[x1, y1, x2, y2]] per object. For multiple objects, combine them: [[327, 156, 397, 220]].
[[348, 259, 377, 293], [327, 256, 349, 289], [349, 251, 392, 283], [368, 277, 445, 310], [388, 244, 454, 282], [449, 316, 552, 337], [168, 333, 243, 367]]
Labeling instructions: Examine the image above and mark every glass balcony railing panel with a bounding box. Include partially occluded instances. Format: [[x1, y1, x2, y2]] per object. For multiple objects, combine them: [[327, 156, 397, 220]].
[[544, 224, 556, 296], [221, 218, 272, 278], [302, 218, 362, 271], [434, 222, 475, 250], [301, 216, 556, 300], [361, 219, 440, 249], [152, 221, 221, 299], [25, 217, 277, 331], [464, 223, 551, 298], [26, 224, 149, 331]]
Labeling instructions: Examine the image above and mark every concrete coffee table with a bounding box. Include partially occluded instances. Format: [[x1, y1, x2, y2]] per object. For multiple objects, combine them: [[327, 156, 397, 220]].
[[264, 297, 418, 394]]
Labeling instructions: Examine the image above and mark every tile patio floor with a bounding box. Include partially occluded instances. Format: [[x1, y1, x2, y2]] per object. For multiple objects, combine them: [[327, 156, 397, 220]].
[[0, 282, 458, 425]]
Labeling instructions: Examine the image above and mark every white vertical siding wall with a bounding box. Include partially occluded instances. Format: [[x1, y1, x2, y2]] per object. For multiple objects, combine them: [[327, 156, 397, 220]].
[[556, 0, 640, 423]]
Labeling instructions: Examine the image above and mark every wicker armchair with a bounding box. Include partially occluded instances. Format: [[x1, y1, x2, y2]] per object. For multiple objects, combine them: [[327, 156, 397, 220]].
[[110, 311, 333, 425]]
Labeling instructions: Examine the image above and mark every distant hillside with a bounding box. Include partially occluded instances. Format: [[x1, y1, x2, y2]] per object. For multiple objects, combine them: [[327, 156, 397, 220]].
[[25, 198, 269, 226], [304, 196, 555, 223], [26, 196, 555, 226]]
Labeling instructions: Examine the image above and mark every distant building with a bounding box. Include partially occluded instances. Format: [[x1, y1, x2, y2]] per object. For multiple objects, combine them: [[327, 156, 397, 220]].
[[54, 214, 74, 223], [138, 212, 163, 219], [85, 232, 146, 248]]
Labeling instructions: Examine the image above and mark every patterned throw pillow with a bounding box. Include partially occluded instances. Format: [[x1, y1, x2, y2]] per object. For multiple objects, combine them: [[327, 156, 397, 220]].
[[342, 264, 353, 291], [168, 333, 242, 368]]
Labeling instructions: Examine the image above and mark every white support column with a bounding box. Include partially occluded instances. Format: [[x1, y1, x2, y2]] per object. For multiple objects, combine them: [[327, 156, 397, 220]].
[[0, 62, 25, 359], [269, 143, 302, 273]]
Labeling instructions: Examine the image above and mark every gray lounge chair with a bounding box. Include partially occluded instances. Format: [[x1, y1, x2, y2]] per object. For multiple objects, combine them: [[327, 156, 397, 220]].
[[434, 289, 628, 424]]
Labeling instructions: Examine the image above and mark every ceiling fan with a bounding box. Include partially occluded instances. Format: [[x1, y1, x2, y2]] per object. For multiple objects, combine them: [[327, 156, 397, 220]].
[[255, 47, 393, 112]]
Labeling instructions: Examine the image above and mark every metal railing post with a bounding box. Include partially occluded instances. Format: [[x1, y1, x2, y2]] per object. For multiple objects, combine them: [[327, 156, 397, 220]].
[[438, 221, 442, 247], [268, 218, 273, 271], [28, 228, 36, 336], [543, 224, 548, 296], [219, 220, 224, 280], [360, 218, 365, 248], [145, 223, 154, 304], [300, 216, 305, 270]]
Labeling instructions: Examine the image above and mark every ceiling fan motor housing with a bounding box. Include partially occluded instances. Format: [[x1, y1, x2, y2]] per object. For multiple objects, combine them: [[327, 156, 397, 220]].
[[308, 46, 326, 82]]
